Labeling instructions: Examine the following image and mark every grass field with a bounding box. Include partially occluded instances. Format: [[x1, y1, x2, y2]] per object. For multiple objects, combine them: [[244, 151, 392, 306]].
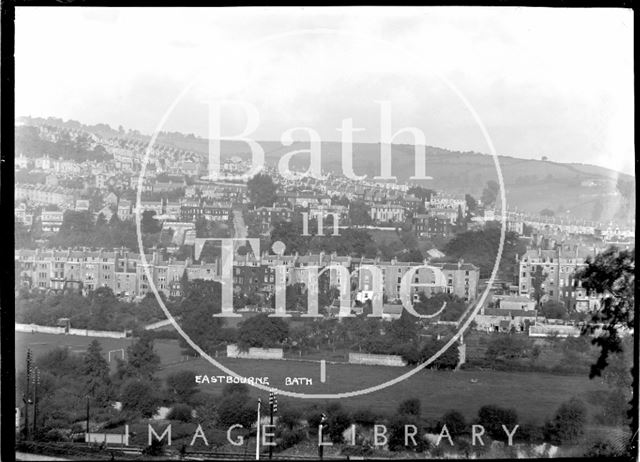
[[16, 331, 610, 426], [156, 355, 609, 424], [15, 332, 184, 371]]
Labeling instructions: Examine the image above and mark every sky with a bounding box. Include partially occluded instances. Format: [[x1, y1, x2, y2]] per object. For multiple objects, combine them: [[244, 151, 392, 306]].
[[15, 7, 634, 175]]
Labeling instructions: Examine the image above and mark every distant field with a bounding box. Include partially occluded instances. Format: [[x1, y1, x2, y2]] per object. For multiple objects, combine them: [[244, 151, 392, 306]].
[[14, 332, 183, 371], [157, 356, 609, 424]]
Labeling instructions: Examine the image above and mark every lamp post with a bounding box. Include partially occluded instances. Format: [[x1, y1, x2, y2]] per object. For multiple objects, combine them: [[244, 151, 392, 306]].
[[318, 413, 327, 461]]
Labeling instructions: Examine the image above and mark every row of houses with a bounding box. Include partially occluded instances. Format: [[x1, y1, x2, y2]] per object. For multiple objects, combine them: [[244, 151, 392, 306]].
[[15, 247, 480, 305]]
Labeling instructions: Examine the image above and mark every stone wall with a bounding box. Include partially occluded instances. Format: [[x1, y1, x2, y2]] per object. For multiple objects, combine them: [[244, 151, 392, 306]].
[[226, 344, 284, 359], [348, 352, 407, 367]]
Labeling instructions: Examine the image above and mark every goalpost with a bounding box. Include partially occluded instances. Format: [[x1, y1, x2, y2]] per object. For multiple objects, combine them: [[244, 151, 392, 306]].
[[108, 349, 125, 362]]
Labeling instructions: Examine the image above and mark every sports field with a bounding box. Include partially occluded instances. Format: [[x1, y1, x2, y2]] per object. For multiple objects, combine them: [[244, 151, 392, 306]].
[[157, 355, 609, 424], [14, 331, 183, 371], [15, 331, 610, 425]]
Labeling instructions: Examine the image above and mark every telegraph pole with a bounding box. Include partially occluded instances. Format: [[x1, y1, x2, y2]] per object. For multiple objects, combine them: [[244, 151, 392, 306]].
[[86, 396, 91, 445], [32, 367, 40, 438], [24, 349, 32, 440], [268, 392, 277, 460]]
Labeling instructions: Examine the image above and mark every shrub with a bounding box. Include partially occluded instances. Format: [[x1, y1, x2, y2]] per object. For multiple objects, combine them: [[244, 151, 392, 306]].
[[165, 370, 198, 403], [352, 408, 377, 426], [387, 415, 427, 452], [543, 397, 587, 445], [221, 382, 249, 397], [277, 427, 306, 450], [278, 407, 303, 430], [516, 422, 545, 444], [477, 405, 518, 441], [217, 394, 256, 428], [120, 379, 159, 418], [397, 398, 421, 417], [326, 407, 352, 443], [304, 406, 324, 433], [142, 438, 165, 456], [440, 410, 466, 437], [168, 403, 193, 422]]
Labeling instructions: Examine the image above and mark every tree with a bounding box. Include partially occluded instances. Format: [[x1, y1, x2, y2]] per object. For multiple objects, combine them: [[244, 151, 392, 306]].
[[168, 403, 193, 422], [387, 315, 420, 344], [481, 180, 499, 207], [485, 334, 529, 362], [120, 379, 159, 417], [141, 210, 162, 234], [398, 248, 423, 263], [540, 300, 567, 320], [348, 201, 372, 226], [407, 186, 436, 202], [326, 405, 352, 443], [443, 228, 525, 279], [237, 313, 289, 349], [477, 405, 518, 441], [122, 333, 161, 380], [543, 398, 586, 445], [576, 247, 635, 452], [217, 393, 256, 427], [387, 414, 426, 452], [95, 212, 108, 229], [178, 280, 227, 354], [455, 205, 466, 231], [539, 208, 555, 217], [530, 266, 546, 308], [397, 398, 421, 417], [440, 410, 466, 437], [247, 173, 278, 208], [88, 287, 118, 330], [465, 194, 478, 215], [165, 370, 198, 403], [81, 340, 111, 405], [420, 339, 459, 369]]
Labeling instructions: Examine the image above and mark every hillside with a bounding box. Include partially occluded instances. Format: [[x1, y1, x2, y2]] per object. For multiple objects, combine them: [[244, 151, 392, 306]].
[[17, 117, 635, 223]]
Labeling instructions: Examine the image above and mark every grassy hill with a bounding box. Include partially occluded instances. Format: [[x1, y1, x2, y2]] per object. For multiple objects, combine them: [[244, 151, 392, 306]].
[[19, 117, 635, 223]]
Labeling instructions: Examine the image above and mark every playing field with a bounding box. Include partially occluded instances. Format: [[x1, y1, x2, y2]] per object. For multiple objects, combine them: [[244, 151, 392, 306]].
[[15, 331, 610, 425], [14, 331, 183, 371], [157, 355, 610, 424]]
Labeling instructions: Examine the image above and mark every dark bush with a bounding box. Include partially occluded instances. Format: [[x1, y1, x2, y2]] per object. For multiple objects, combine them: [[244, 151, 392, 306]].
[[352, 408, 377, 426], [476, 405, 518, 441], [440, 410, 466, 437], [278, 407, 303, 430], [397, 398, 421, 417], [168, 403, 193, 422], [543, 397, 587, 445], [277, 427, 306, 450]]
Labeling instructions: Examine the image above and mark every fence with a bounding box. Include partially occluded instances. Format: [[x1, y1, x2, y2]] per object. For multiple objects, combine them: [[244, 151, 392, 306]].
[[348, 352, 407, 367], [85, 427, 129, 446], [226, 345, 283, 360], [15, 323, 127, 339], [528, 324, 581, 338]]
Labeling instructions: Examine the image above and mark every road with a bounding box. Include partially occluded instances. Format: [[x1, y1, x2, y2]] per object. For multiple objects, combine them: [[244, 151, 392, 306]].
[[232, 209, 248, 239]]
